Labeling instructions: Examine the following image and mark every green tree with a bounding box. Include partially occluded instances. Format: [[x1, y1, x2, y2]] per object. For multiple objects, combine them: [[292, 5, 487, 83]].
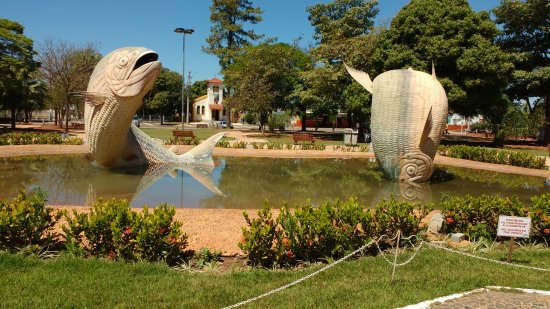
[[189, 79, 208, 103], [144, 68, 182, 125], [372, 0, 514, 144], [0, 19, 40, 129], [304, 0, 379, 132], [38, 39, 101, 130], [224, 43, 310, 131], [203, 0, 264, 128], [494, 0, 550, 141]]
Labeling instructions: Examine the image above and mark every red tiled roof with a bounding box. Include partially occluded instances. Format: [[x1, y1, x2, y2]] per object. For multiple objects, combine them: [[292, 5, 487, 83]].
[[208, 77, 223, 84], [209, 104, 224, 111]]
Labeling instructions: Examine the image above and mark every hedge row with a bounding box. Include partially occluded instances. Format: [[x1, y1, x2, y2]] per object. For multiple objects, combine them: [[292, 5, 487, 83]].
[[0, 132, 83, 146], [439, 145, 545, 169], [239, 197, 426, 268], [2, 192, 549, 268], [0, 192, 187, 265], [241, 194, 550, 267]]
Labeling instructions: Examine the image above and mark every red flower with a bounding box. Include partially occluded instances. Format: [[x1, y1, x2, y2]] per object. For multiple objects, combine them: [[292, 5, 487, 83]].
[[123, 227, 132, 236], [281, 237, 291, 248], [286, 251, 294, 258], [108, 251, 116, 259], [543, 228, 550, 235], [446, 217, 455, 224], [159, 228, 167, 234], [167, 237, 177, 244]]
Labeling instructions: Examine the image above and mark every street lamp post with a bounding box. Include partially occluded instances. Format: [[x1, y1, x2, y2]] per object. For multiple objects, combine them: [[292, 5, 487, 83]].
[[174, 27, 194, 128]]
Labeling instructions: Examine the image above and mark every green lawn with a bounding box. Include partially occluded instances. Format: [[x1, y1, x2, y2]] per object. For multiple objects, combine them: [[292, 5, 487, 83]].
[[141, 127, 234, 141], [1, 247, 549, 308], [504, 147, 549, 157], [260, 133, 368, 146]]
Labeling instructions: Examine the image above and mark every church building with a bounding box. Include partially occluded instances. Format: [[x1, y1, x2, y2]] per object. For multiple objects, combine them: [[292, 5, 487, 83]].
[[192, 78, 225, 123]]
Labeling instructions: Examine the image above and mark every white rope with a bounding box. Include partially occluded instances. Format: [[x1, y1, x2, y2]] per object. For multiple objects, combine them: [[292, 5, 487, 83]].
[[223, 237, 550, 309], [425, 242, 550, 272], [222, 239, 376, 309]]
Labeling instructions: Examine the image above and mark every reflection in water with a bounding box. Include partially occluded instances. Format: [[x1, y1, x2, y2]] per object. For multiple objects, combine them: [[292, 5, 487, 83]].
[[0, 155, 549, 208]]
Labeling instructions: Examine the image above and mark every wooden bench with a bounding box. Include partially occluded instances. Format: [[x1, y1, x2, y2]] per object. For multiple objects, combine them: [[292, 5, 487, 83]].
[[196, 123, 208, 128], [293, 133, 315, 144], [172, 130, 195, 139], [71, 122, 85, 131]]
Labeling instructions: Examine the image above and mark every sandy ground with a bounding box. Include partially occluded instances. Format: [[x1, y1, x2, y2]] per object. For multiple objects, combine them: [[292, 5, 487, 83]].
[[2, 135, 550, 255]]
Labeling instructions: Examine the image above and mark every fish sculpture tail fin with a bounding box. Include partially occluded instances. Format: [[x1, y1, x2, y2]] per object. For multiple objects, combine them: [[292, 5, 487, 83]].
[[344, 63, 374, 93], [177, 132, 225, 165], [128, 126, 224, 165]]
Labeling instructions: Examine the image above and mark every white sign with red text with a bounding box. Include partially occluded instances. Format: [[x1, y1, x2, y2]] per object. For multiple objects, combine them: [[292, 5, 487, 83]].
[[497, 215, 531, 238]]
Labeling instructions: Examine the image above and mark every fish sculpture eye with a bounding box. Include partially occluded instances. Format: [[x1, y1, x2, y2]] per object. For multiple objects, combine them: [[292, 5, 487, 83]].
[[117, 56, 129, 68]]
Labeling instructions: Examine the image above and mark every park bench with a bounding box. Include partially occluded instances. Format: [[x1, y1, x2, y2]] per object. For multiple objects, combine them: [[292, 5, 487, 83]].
[[0, 124, 8, 133], [172, 130, 196, 139], [196, 123, 208, 128], [71, 122, 85, 131], [293, 133, 315, 144]]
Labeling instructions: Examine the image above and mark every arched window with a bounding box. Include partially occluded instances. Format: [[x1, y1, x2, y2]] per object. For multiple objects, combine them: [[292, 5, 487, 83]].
[[201, 106, 205, 114], [196, 106, 200, 115]]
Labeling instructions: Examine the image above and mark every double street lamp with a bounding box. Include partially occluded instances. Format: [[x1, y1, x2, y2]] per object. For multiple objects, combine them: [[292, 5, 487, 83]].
[[174, 27, 194, 127]]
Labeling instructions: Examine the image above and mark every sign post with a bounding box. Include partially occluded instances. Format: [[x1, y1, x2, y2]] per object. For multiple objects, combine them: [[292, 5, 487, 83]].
[[497, 215, 531, 263]]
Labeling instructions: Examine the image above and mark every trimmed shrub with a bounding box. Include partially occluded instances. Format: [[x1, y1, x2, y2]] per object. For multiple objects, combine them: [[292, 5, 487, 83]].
[[167, 137, 199, 145], [216, 140, 230, 148], [374, 196, 426, 239], [0, 132, 83, 146], [63, 199, 188, 264], [300, 142, 326, 151], [251, 142, 265, 149], [0, 190, 61, 251], [266, 142, 284, 150], [529, 194, 550, 244], [232, 141, 247, 149], [441, 194, 527, 240], [440, 145, 545, 169], [239, 199, 374, 268]]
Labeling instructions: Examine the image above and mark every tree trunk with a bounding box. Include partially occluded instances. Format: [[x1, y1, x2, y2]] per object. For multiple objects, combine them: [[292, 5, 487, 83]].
[[227, 107, 232, 130], [65, 100, 70, 132], [301, 110, 306, 132], [544, 90, 550, 144], [347, 112, 353, 129], [24, 110, 30, 123], [160, 114, 164, 125], [54, 109, 58, 126], [10, 104, 16, 129]]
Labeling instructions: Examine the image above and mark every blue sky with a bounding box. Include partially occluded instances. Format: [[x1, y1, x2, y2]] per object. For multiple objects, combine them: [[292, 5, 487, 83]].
[[1, 0, 501, 82]]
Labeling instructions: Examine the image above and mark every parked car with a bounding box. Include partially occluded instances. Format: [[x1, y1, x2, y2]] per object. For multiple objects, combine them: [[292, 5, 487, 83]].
[[132, 116, 141, 127], [220, 120, 233, 129]]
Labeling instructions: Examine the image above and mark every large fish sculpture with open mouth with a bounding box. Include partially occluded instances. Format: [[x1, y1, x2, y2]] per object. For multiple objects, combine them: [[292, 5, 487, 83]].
[[345, 64, 448, 183], [78, 47, 224, 168]]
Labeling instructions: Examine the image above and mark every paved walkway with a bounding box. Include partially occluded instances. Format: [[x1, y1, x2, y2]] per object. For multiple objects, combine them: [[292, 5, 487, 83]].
[[427, 289, 550, 308]]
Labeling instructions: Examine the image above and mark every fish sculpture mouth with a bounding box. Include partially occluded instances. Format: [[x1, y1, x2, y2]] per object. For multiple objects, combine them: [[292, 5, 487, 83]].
[[121, 51, 161, 97]]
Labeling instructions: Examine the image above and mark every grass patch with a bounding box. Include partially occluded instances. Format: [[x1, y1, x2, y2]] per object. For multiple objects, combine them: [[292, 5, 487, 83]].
[[141, 127, 234, 141], [263, 133, 368, 146], [1, 247, 549, 308], [504, 147, 549, 157]]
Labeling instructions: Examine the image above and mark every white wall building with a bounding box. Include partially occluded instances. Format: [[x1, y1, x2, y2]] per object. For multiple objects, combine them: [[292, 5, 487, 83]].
[[193, 78, 225, 123]]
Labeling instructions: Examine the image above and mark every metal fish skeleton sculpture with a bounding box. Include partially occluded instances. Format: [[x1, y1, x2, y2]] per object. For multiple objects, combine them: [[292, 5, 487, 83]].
[[345, 64, 448, 183], [78, 47, 224, 168]]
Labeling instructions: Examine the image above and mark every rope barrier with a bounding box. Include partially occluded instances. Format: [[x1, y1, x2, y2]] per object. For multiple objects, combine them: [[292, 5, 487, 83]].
[[222, 239, 376, 309], [222, 233, 550, 309], [425, 242, 550, 272]]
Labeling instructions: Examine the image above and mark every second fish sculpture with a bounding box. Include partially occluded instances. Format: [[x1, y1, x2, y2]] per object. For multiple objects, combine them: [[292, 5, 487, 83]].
[[345, 64, 448, 183]]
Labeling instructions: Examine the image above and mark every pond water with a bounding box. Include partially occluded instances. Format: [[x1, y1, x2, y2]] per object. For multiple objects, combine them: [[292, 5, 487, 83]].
[[0, 155, 548, 208]]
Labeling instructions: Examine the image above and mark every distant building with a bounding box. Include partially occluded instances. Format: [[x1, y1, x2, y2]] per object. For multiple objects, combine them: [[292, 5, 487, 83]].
[[192, 78, 226, 123]]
